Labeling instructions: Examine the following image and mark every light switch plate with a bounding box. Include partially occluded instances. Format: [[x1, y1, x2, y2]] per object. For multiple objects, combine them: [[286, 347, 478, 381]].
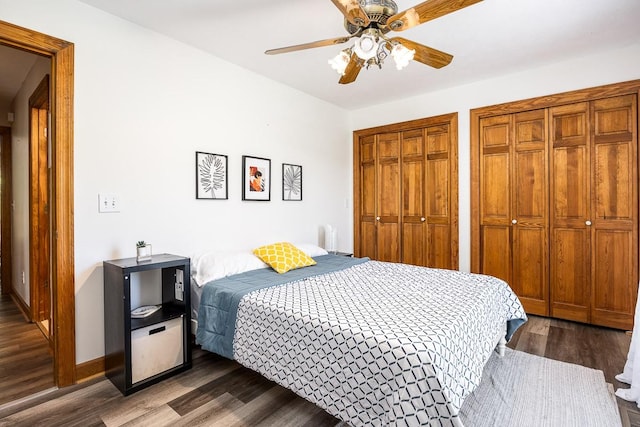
[[98, 193, 120, 213]]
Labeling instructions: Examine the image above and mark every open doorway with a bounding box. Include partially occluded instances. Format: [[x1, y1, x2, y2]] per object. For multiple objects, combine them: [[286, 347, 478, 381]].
[[0, 20, 75, 389], [0, 46, 55, 406]]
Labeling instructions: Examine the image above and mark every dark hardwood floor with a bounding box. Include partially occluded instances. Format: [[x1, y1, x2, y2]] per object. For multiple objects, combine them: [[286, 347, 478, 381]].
[[0, 294, 54, 408], [0, 314, 637, 426]]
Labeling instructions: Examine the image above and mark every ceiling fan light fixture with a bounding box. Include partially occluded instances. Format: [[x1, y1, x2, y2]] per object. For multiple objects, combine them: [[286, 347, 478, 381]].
[[329, 49, 351, 75], [353, 33, 379, 60], [391, 43, 415, 70]]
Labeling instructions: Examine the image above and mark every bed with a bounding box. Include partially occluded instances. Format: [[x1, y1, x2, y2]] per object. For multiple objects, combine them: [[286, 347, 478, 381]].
[[193, 245, 527, 427]]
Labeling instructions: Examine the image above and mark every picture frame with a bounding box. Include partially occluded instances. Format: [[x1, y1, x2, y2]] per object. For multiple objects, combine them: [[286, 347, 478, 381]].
[[282, 163, 302, 201], [242, 155, 271, 201], [196, 152, 228, 200]]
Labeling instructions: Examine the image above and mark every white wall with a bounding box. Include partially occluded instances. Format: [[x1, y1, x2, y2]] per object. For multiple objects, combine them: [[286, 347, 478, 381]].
[[2, 0, 352, 363], [350, 42, 640, 273]]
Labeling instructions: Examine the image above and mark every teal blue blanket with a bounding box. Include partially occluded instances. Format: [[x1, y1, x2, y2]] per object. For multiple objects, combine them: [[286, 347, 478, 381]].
[[195, 254, 368, 359]]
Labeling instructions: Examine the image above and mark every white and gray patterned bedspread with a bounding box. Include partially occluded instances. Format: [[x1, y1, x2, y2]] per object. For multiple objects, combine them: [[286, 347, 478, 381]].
[[233, 260, 527, 427]]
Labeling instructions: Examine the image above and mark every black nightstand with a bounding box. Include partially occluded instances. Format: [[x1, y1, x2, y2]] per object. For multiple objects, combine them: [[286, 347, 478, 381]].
[[103, 254, 192, 395]]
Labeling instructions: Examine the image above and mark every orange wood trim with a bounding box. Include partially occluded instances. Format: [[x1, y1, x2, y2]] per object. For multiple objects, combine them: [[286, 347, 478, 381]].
[[0, 20, 76, 388], [0, 20, 70, 54], [450, 113, 459, 269], [29, 74, 49, 107], [75, 357, 105, 383], [352, 131, 361, 257], [354, 113, 459, 136], [470, 110, 481, 273], [51, 42, 76, 388], [471, 79, 640, 119]]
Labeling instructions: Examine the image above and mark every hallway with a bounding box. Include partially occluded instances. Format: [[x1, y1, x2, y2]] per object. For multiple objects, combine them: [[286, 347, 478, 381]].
[[0, 294, 54, 408]]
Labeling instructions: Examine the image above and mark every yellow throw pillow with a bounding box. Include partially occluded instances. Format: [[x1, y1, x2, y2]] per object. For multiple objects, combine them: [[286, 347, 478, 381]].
[[253, 242, 316, 274]]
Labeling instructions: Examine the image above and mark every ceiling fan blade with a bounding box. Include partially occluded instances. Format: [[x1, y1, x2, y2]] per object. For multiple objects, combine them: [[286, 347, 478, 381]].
[[265, 36, 351, 55], [331, 0, 371, 27], [385, 0, 483, 32], [339, 53, 363, 84], [390, 37, 453, 68]]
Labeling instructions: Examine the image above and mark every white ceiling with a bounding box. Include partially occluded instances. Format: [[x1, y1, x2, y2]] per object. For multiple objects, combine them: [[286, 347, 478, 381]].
[[2, 1, 640, 111], [75, 0, 640, 109]]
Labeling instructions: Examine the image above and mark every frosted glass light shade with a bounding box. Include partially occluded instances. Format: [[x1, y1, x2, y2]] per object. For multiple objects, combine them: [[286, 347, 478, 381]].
[[391, 43, 415, 70], [328, 50, 350, 75], [353, 34, 379, 61]]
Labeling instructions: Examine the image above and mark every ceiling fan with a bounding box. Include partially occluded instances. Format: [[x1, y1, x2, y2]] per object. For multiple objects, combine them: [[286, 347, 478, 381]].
[[265, 0, 483, 84]]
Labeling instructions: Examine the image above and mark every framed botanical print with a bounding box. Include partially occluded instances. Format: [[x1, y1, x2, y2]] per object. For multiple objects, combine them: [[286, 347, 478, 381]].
[[242, 155, 271, 201], [196, 151, 228, 200], [282, 163, 302, 201]]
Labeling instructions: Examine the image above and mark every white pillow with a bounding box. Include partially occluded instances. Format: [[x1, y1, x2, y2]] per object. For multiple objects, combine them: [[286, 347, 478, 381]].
[[294, 243, 329, 257], [192, 251, 268, 287]]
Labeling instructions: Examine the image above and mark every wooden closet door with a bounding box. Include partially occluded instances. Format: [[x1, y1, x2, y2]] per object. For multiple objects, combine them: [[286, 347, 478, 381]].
[[357, 135, 377, 259], [590, 95, 637, 329], [425, 124, 453, 269], [480, 111, 548, 315], [550, 102, 591, 323], [376, 132, 401, 262], [354, 113, 458, 267], [479, 114, 512, 284], [401, 129, 427, 266], [511, 110, 549, 315]]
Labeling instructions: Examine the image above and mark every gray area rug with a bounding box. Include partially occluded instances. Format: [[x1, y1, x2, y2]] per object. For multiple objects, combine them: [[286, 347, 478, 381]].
[[459, 348, 621, 427]]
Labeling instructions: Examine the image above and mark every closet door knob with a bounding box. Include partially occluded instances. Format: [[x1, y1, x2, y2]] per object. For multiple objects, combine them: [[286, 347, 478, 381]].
[[511, 219, 517, 224], [421, 217, 426, 222], [376, 216, 381, 221], [585, 220, 592, 226]]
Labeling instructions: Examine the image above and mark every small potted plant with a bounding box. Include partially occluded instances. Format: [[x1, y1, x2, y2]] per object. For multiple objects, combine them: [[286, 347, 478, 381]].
[[136, 240, 152, 263]]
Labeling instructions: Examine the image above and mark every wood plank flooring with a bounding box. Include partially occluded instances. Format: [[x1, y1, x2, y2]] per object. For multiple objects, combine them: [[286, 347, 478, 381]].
[[0, 294, 54, 407], [0, 315, 638, 426]]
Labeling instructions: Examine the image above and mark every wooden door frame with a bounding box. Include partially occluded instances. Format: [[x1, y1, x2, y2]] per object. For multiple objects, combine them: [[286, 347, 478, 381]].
[[470, 79, 640, 274], [0, 126, 12, 296], [0, 20, 75, 387]]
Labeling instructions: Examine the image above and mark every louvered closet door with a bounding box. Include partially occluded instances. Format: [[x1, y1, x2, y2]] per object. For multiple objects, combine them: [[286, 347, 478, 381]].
[[376, 132, 401, 262], [589, 95, 637, 329]]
